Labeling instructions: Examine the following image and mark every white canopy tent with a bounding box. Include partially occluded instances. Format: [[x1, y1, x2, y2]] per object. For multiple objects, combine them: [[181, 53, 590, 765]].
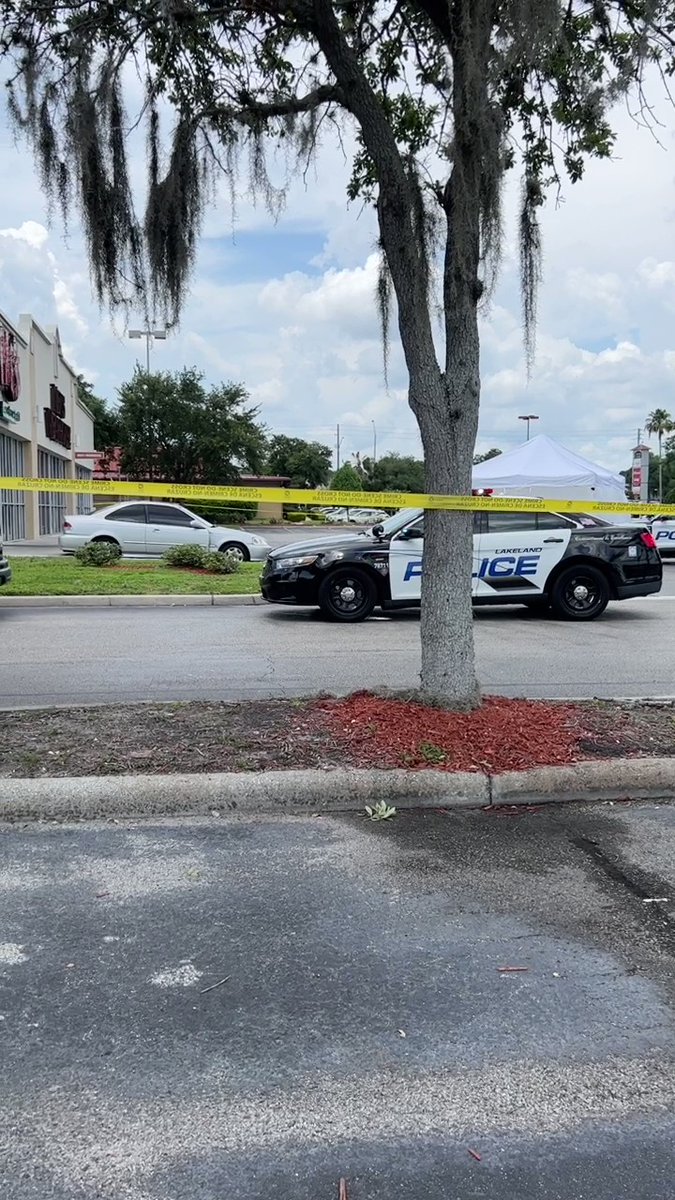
[[472, 434, 626, 502]]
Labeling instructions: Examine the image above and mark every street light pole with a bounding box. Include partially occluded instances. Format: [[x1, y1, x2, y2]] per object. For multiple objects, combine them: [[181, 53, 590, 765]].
[[129, 327, 167, 372], [371, 419, 377, 465], [518, 413, 539, 441]]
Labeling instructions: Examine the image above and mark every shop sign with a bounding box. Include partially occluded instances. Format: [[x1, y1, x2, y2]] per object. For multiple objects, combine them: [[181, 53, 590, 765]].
[[44, 384, 71, 449], [0, 327, 21, 405], [0, 400, 20, 423]]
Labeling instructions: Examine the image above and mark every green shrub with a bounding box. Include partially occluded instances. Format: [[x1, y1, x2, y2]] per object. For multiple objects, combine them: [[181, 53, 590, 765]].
[[75, 541, 122, 567], [162, 544, 208, 569], [286, 512, 308, 523], [202, 550, 239, 574], [308, 512, 327, 522]]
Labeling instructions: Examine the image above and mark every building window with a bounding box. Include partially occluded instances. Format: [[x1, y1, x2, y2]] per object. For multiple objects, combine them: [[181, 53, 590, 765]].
[[0, 431, 26, 541], [38, 448, 67, 534], [76, 464, 93, 515]]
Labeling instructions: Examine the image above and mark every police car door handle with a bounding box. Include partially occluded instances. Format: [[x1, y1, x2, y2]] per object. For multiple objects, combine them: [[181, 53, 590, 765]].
[[543, 537, 564, 543]]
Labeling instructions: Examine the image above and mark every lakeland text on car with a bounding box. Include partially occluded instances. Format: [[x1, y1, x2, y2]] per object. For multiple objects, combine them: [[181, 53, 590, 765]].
[[60, 502, 271, 562], [260, 506, 662, 621]]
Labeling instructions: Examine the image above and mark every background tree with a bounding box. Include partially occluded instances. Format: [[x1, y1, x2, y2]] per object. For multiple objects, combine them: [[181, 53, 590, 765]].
[[331, 462, 363, 492], [357, 452, 426, 494], [5, 2, 675, 706], [646, 409, 674, 503], [473, 448, 502, 466], [267, 435, 333, 488], [77, 377, 120, 460], [116, 368, 266, 483]]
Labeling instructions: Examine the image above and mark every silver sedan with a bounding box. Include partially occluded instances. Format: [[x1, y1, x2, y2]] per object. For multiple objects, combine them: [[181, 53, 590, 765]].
[[59, 501, 271, 562]]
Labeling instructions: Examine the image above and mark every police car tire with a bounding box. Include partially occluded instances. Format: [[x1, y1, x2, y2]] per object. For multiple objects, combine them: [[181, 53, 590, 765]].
[[318, 568, 377, 622], [550, 565, 610, 621]]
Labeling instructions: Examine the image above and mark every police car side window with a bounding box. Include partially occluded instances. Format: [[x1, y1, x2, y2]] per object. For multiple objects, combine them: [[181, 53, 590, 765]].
[[485, 512, 538, 533], [536, 513, 574, 530]]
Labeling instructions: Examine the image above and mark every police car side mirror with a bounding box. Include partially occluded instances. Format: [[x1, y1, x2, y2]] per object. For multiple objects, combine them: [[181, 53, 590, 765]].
[[372, 523, 384, 537]]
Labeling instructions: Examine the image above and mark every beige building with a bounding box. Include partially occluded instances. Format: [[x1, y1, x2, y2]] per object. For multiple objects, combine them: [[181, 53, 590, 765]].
[[0, 310, 94, 541]]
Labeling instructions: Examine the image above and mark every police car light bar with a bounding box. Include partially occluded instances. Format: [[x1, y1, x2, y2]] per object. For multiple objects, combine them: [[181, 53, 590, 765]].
[[472, 488, 494, 496]]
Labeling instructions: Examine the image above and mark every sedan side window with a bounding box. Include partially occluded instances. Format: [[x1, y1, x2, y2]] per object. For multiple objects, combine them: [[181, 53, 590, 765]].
[[147, 505, 195, 527], [105, 505, 146, 523], [400, 518, 424, 540]]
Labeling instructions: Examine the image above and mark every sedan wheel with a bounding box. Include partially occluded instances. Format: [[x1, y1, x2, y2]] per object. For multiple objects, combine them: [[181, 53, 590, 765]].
[[218, 541, 249, 563], [318, 569, 376, 622], [550, 565, 610, 620]]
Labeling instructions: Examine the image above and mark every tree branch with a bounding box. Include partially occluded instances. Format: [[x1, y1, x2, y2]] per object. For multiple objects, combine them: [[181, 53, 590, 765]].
[[307, 0, 440, 383], [203, 81, 344, 126]]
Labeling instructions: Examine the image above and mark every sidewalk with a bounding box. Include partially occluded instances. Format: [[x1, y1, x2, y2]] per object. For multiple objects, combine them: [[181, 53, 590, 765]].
[[5, 536, 60, 557]]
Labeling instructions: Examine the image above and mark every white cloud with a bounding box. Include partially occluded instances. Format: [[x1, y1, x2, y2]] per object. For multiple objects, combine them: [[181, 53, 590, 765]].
[[0, 219, 49, 249]]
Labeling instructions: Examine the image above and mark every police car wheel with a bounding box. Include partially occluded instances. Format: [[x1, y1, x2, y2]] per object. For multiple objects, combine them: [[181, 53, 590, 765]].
[[319, 568, 376, 622], [550, 565, 609, 621]]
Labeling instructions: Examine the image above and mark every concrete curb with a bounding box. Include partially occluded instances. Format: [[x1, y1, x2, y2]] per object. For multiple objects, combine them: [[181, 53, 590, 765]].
[[0, 758, 673, 822], [0, 769, 488, 821], [0, 593, 264, 608]]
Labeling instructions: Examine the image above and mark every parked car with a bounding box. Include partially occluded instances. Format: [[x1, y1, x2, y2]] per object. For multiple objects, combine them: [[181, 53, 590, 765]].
[[261, 506, 662, 621], [325, 507, 388, 524], [0, 541, 11, 586], [60, 501, 271, 562]]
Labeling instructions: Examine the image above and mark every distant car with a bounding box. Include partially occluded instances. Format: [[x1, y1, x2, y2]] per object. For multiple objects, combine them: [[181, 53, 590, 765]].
[[325, 507, 388, 524], [0, 541, 11, 586], [60, 501, 271, 562]]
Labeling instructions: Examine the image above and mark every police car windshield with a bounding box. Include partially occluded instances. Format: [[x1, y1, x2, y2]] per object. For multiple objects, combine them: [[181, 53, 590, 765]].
[[373, 508, 421, 536]]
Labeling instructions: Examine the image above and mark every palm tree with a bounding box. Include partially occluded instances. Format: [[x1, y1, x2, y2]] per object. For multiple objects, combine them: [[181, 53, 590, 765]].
[[645, 408, 675, 503]]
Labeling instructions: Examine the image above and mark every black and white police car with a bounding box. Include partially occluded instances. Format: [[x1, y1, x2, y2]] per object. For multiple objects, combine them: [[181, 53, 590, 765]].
[[260, 505, 662, 622]]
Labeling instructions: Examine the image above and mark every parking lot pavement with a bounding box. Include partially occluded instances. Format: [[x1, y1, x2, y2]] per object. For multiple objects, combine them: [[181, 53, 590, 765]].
[[0, 802, 673, 1198], [2, 588, 675, 707]]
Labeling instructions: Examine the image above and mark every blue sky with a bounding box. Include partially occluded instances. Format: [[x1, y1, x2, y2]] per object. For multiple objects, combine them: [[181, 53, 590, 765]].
[[1, 77, 674, 474]]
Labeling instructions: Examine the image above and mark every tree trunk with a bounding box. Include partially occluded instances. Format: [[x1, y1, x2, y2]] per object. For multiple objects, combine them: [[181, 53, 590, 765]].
[[411, 0, 488, 708], [309, 0, 484, 709], [415, 373, 479, 708]]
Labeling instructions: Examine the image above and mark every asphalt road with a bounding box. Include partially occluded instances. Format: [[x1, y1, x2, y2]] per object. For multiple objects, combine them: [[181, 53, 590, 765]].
[[2, 585, 675, 707], [1, 803, 674, 1199]]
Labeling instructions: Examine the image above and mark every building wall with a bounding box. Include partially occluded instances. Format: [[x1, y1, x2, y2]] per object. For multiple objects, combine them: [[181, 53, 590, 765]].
[[0, 311, 95, 540]]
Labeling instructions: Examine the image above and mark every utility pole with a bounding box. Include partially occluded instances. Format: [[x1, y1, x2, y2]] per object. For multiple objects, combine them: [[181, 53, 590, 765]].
[[336, 423, 343, 470], [371, 419, 377, 465]]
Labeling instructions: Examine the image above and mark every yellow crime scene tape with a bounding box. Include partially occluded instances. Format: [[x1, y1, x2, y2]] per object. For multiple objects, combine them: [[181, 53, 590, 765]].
[[0, 476, 670, 518]]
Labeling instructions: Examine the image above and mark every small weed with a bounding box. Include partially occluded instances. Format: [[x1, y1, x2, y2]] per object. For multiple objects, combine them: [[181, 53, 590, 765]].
[[19, 751, 41, 769], [418, 741, 447, 765], [365, 801, 397, 821]]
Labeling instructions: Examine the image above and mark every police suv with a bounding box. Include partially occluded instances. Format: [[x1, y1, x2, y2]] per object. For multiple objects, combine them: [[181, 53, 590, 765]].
[[260, 506, 662, 622]]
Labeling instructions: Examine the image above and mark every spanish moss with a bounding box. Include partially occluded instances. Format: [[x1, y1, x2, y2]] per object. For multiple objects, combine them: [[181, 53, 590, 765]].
[[519, 174, 543, 372]]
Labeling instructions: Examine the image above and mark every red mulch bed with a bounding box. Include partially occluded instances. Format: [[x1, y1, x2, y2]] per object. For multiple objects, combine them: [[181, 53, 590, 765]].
[[304, 692, 597, 773], [1, 694, 672, 778]]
